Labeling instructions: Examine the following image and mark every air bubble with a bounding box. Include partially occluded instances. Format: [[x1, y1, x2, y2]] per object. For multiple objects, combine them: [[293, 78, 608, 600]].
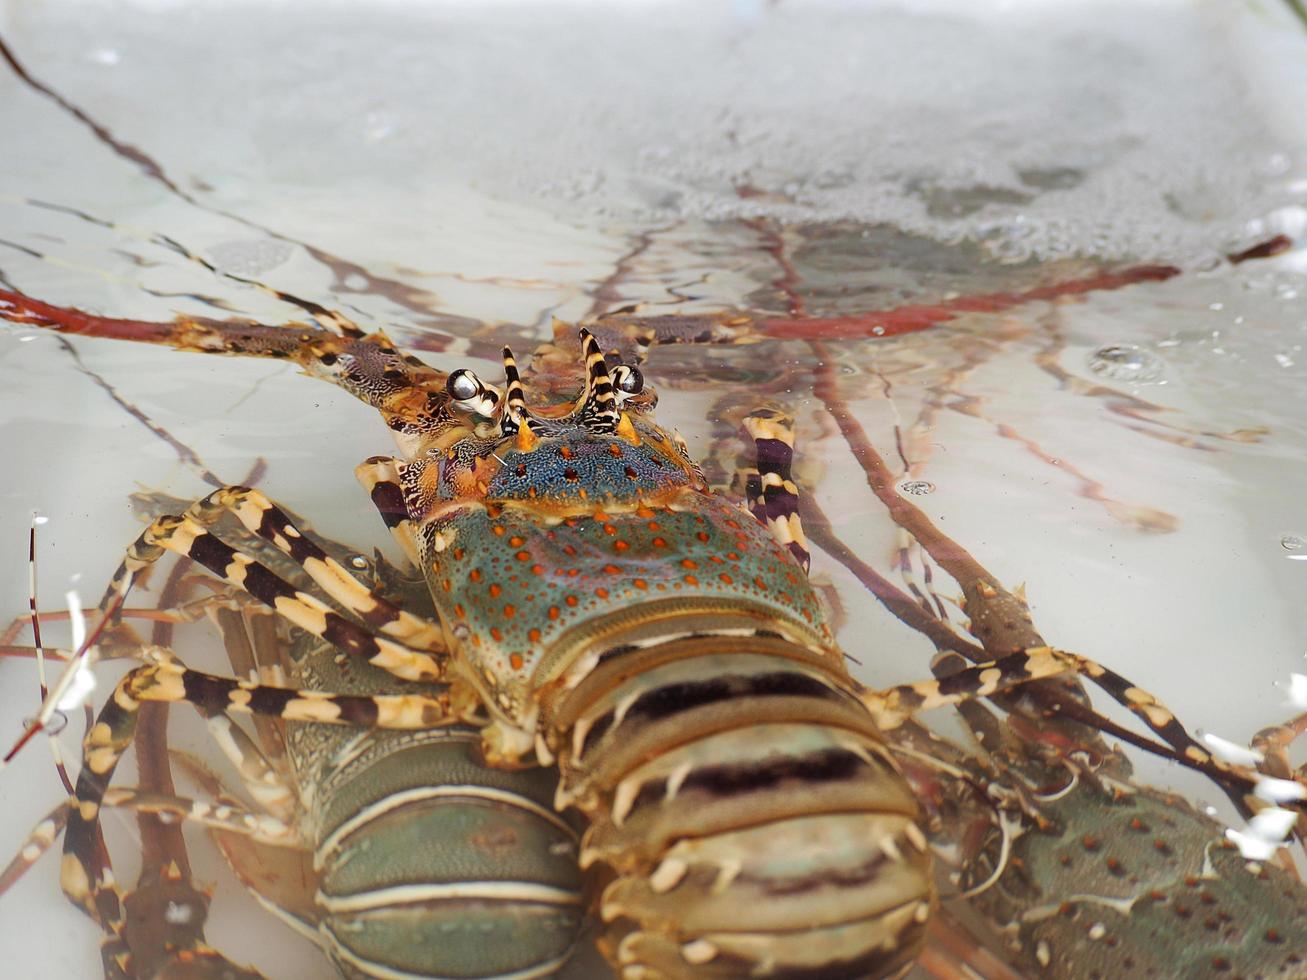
[[23, 711, 68, 736], [349, 554, 371, 570], [1086, 343, 1164, 383], [1282, 535, 1307, 560], [898, 480, 935, 496], [207, 239, 293, 277]]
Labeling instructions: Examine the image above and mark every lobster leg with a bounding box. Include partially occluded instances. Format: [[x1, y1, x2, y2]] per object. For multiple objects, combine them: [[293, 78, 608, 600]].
[[737, 408, 812, 572], [862, 645, 1291, 807], [160, 487, 439, 650], [354, 455, 422, 569], [101, 503, 447, 684], [61, 648, 459, 910]]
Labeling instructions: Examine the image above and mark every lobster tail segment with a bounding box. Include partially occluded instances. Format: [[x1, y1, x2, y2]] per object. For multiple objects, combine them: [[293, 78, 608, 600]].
[[544, 616, 935, 979], [309, 730, 586, 979]]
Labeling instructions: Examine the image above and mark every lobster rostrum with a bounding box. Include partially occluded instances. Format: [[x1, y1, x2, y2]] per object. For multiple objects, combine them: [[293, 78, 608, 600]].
[[3, 286, 1301, 979]]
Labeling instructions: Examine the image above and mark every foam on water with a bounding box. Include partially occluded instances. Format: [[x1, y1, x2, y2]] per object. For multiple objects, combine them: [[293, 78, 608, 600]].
[[17, 0, 1307, 266]]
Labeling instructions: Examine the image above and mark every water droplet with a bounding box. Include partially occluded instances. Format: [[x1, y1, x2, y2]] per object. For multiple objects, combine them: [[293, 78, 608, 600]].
[[1281, 535, 1305, 552], [898, 480, 935, 496], [871, 325, 886, 336], [349, 554, 370, 570], [31, 511, 48, 526], [1275, 353, 1295, 368], [1087, 343, 1164, 383]]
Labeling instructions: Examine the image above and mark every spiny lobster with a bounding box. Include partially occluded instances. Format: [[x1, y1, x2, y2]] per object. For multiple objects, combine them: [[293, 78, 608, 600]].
[[1, 281, 1301, 980]]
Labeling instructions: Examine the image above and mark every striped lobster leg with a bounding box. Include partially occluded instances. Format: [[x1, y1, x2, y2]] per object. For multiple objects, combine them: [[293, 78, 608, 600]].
[[97, 490, 448, 684], [737, 408, 811, 572], [50, 489, 589, 979]]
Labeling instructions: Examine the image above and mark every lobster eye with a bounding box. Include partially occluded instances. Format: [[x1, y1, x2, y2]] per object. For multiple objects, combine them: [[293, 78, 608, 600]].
[[614, 364, 644, 395], [446, 369, 482, 403]]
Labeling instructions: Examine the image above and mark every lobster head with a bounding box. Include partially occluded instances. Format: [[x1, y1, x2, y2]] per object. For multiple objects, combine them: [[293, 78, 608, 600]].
[[403, 330, 706, 516], [398, 329, 827, 728]]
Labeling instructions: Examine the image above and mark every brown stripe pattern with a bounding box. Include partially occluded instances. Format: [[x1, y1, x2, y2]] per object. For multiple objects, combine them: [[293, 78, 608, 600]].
[[544, 615, 935, 979]]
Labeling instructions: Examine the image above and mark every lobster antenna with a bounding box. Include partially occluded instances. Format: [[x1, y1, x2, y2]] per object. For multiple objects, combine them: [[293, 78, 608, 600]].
[[577, 329, 619, 434], [28, 515, 48, 700], [17, 515, 75, 792], [2, 588, 122, 768]]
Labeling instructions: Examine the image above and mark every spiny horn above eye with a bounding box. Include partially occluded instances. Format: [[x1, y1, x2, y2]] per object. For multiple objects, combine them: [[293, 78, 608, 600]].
[[577, 329, 619, 434], [500, 346, 528, 435]]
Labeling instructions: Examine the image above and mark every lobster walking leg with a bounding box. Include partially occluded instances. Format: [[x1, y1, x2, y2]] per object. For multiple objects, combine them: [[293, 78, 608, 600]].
[[737, 408, 811, 572], [100, 504, 446, 684], [354, 455, 423, 568], [117, 486, 443, 650]]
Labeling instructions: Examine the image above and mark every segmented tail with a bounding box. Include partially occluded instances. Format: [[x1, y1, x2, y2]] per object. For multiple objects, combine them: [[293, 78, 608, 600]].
[[546, 613, 934, 979]]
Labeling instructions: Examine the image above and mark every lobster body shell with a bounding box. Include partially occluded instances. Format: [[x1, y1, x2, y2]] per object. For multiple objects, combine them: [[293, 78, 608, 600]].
[[413, 406, 935, 976]]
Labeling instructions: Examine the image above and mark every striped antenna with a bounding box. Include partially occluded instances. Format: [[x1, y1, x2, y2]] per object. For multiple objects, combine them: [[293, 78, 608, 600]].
[[577, 329, 619, 434]]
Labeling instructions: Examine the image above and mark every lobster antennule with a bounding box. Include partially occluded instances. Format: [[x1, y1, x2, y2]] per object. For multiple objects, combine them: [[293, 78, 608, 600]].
[[577, 328, 620, 434]]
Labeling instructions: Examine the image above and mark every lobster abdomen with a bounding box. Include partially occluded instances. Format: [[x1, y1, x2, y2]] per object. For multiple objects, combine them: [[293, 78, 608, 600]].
[[544, 611, 935, 979], [279, 583, 588, 980]]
